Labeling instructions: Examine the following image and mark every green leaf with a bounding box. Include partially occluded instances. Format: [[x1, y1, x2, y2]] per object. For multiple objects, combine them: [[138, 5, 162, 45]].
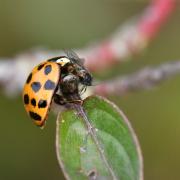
[[56, 95, 143, 180]]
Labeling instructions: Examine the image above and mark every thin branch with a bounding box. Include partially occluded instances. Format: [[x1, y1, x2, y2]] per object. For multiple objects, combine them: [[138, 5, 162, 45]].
[[94, 61, 180, 96], [0, 0, 176, 97]]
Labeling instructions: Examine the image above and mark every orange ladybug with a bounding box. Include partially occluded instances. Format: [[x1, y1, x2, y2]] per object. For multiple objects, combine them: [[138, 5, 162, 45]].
[[23, 51, 92, 127]]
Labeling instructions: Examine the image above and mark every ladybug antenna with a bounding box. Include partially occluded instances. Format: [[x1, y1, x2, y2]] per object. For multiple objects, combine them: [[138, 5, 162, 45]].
[[91, 80, 101, 86], [80, 85, 87, 95]]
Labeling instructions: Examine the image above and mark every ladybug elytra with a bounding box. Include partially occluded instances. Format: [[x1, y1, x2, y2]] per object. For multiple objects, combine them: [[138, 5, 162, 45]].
[[23, 51, 92, 127]]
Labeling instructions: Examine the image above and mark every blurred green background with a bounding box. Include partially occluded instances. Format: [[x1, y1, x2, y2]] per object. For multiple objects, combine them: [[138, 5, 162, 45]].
[[0, 0, 180, 180]]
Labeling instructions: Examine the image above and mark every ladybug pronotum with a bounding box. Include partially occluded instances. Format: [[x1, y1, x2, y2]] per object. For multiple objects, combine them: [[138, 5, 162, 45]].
[[23, 51, 92, 127]]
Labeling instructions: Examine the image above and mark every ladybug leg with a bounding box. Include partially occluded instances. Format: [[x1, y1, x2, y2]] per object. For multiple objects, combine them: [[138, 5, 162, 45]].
[[61, 74, 79, 94], [68, 99, 83, 105], [54, 94, 83, 105], [59, 74, 84, 105], [53, 94, 66, 105]]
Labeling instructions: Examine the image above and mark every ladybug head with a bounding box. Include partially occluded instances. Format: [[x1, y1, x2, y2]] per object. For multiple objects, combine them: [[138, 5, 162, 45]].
[[65, 50, 93, 86]]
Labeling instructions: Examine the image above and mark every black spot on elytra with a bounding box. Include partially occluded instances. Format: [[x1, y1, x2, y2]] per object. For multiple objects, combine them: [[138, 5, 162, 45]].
[[29, 111, 41, 121], [31, 82, 41, 92], [38, 99, 47, 108], [37, 63, 45, 71], [44, 65, 52, 75], [44, 80, 56, 90], [26, 73, 32, 84], [24, 94, 29, 104], [31, 98, 36, 107]]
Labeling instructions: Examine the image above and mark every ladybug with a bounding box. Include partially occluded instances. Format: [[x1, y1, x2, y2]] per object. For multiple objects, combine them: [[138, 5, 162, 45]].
[[23, 51, 92, 127]]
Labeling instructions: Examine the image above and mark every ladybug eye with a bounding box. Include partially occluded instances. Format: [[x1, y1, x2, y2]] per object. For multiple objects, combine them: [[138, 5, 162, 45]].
[[67, 65, 74, 73], [78, 70, 92, 86]]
